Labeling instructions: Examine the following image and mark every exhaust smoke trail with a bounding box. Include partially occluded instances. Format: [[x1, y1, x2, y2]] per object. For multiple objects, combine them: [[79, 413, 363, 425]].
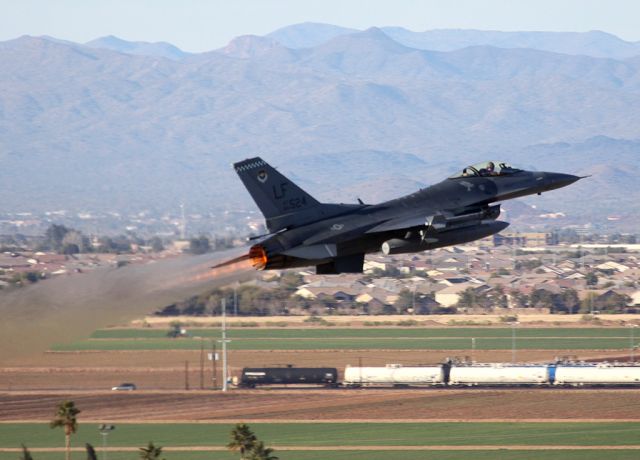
[[0, 248, 255, 363]]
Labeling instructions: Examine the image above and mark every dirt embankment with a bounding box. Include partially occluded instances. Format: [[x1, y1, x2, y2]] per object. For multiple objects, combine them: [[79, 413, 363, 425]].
[[138, 314, 640, 327]]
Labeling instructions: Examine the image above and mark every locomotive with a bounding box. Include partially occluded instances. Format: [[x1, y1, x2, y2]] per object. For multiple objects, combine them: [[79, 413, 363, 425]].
[[236, 366, 338, 388]]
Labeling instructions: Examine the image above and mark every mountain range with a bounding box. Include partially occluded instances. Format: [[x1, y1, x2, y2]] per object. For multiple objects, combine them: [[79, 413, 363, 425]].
[[85, 35, 189, 60], [267, 23, 640, 59], [1, 24, 639, 229], [80, 23, 640, 60]]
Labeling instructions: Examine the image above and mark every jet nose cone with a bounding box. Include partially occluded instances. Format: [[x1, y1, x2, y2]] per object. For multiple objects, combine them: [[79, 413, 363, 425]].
[[544, 172, 582, 191]]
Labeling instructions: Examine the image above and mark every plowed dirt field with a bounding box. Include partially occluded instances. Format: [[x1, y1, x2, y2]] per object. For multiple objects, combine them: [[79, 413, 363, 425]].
[[2, 389, 640, 422]]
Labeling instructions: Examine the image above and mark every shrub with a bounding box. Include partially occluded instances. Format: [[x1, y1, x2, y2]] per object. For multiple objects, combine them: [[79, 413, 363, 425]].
[[396, 319, 419, 326], [303, 315, 334, 326], [237, 322, 259, 327], [500, 315, 519, 323], [582, 314, 600, 322], [447, 319, 492, 326]]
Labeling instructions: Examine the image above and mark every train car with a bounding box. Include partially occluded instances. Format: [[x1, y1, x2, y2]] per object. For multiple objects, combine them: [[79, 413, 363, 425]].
[[449, 363, 549, 386], [238, 366, 338, 388], [554, 363, 640, 386], [343, 364, 445, 387]]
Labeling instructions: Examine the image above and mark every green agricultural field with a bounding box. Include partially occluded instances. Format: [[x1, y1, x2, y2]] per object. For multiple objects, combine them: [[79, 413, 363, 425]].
[[2, 422, 640, 448], [0, 451, 638, 460], [91, 327, 637, 340], [54, 335, 637, 351], [1, 451, 639, 460]]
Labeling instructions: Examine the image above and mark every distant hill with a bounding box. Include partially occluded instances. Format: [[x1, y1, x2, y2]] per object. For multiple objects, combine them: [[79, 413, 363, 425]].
[[511, 137, 640, 225], [220, 35, 282, 58], [268, 23, 640, 59], [85, 35, 189, 60], [0, 30, 639, 229], [267, 22, 358, 49], [381, 28, 640, 59]]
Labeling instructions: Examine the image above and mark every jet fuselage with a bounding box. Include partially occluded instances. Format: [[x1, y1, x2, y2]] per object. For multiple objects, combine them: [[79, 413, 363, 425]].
[[220, 159, 581, 274]]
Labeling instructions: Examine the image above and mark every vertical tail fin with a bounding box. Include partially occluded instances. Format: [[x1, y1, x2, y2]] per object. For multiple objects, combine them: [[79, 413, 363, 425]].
[[234, 157, 322, 232]]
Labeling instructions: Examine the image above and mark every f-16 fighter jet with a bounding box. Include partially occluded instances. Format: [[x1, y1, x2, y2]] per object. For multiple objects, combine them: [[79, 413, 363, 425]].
[[216, 158, 581, 274]]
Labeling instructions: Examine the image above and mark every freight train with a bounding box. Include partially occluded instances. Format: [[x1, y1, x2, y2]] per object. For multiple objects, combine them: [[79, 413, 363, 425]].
[[235, 362, 640, 388], [347, 362, 640, 387]]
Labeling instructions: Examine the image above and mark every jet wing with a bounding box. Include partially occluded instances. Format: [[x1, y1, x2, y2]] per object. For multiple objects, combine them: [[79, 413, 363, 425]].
[[282, 244, 337, 259], [300, 219, 381, 246], [301, 211, 443, 245], [366, 214, 442, 234], [366, 205, 501, 234]]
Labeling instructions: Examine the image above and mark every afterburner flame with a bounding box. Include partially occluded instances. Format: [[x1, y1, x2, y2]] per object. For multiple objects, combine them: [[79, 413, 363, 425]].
[[249, 244, 268, 270], [186, 256, 253, 284]]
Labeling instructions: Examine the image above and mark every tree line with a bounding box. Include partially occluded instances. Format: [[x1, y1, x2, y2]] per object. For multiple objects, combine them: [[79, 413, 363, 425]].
[[40, 224, 164, 255], [456, 286, 633, 314], [35, 224, 237, 255]]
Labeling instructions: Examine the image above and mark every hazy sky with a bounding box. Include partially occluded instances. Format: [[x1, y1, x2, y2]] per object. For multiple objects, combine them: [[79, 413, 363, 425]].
[[2, 0, 639, 52]]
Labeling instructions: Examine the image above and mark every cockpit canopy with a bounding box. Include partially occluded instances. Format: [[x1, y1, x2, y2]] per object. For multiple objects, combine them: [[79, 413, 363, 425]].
[[449, 161, 521, 179]]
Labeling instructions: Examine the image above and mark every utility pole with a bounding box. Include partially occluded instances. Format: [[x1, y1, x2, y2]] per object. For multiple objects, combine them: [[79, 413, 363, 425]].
[[98, 424, 115, 460], [512, 229, 518, 272], [184, 360, 189, 391], [581, 231, 584, 270], [199, 340, 205, 390], [631, 325, 637, 363], [219, 298, 231, 392], [211, 341, 217, 390], [234, 283, 239, 316], [471, 338, 476, 362], [511, 322, 518, 364], [412, 284, 416, 314], [576, 226, 588, 271]]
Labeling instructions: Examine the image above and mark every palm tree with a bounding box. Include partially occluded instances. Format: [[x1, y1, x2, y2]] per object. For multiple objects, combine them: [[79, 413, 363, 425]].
[[139, 441, 163, 460], [247, 441, 279, 460], [227, 423, 257, 460], [19, 444, 33, 460], [49, 400, 81, 460], [85, 443, 97, 460]]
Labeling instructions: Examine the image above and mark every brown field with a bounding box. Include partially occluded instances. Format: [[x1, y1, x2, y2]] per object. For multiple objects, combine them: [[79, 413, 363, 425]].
[[0, 348, 630, 391], [3, 317, 640, 428], [2, 389, 640, 422]]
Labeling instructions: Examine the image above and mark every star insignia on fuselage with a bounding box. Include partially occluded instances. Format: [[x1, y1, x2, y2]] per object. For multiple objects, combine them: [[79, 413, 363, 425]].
[[460, 181, 474, 191]]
